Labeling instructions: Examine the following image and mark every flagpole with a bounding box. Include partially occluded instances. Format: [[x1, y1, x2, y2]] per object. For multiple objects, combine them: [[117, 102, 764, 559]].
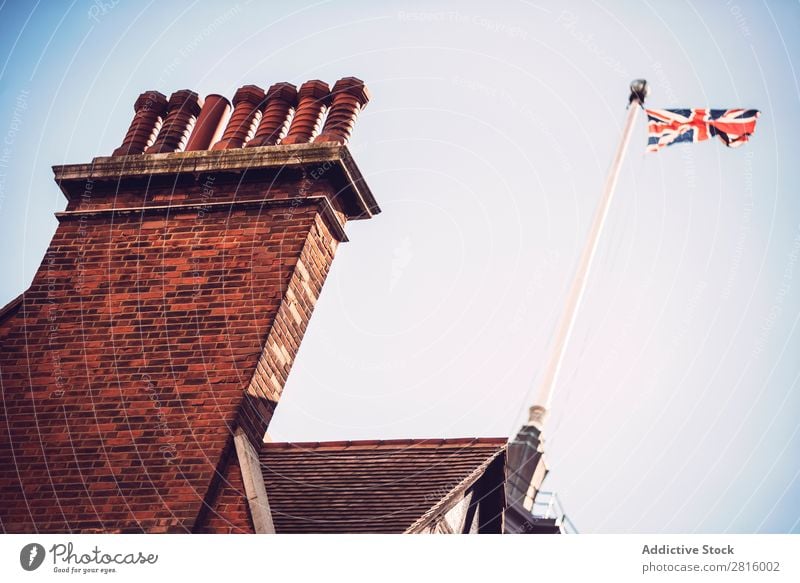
[[527, 80, 649, 430]]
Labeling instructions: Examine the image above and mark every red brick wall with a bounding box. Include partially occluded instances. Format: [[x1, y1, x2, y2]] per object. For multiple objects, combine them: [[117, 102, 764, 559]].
[[0, 173, 344, 533], [197, 213, 338, 532]]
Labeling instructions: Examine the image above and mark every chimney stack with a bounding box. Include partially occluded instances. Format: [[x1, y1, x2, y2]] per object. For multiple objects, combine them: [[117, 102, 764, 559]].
[[1, 77, 379, 534]]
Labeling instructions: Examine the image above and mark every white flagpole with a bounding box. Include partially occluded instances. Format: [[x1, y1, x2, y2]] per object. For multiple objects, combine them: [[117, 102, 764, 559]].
[[528, 80, 649, 430]]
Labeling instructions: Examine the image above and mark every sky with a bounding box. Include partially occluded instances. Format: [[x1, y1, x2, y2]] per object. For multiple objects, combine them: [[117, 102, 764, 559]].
[[0, 0, 798, 534]]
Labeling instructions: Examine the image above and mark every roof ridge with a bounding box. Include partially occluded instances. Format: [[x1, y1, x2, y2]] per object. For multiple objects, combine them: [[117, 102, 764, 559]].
[[260, 436, 508, 451]]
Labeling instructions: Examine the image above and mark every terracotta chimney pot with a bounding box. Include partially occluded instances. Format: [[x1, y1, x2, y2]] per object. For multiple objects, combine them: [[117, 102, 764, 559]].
[[281, 80, 330, 145], [111, 91, 168, 156], [185, 94, 231, 151], [246, 82, 298, 148], [211, 85, 266, 150], [145, 90, 202, 154], [313, 77, 370, 145]]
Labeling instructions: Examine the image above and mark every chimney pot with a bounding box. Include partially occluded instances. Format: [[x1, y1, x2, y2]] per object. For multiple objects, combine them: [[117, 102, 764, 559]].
[[265, 81, 298, 103], [246, 82, 298, 148], [281, 80, 331, 145], [185, 94, 231, 151], [331, 76, 371, 105], [145, 90, 202, 154], [296, 79, 331, 101], [313, 77, 370, 145], [212, 85, 266, 150], [111, 91, 168, 156]]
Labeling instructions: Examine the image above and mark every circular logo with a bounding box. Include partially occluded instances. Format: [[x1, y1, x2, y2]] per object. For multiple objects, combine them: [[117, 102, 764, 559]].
[[19, 543, 46, 571]]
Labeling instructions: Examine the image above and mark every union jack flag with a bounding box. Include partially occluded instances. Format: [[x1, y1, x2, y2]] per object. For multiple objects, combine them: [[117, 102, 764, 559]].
[[645, 108, 760, 152]]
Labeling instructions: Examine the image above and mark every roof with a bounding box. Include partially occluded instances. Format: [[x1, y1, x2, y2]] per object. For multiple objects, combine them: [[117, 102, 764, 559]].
[[259, 438, 507, 533]]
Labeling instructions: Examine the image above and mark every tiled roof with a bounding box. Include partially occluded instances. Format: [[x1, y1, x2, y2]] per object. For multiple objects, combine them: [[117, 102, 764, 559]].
[[260, 438, 507, 533]]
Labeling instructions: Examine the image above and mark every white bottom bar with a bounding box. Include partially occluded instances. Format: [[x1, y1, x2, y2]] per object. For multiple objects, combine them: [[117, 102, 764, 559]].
[[1, 534, 798, 582]]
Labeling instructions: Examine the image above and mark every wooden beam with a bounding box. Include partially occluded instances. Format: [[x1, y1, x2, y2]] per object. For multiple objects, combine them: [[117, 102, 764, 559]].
[[233, 428, 276, 534]]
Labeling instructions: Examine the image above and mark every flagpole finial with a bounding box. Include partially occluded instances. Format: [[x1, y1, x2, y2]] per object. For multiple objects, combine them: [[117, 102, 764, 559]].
[[629, 79, 649, 105], [528, 404, 548, 430]]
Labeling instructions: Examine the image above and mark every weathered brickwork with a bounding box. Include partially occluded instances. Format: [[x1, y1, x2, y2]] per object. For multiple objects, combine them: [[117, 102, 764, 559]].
[[245, 214, 337, 422], [196, 213, 338, 531], [0, 172, 347, 533]]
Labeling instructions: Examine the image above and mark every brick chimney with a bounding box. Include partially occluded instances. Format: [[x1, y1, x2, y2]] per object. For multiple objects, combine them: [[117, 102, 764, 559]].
[[0, 77, 378, 533]]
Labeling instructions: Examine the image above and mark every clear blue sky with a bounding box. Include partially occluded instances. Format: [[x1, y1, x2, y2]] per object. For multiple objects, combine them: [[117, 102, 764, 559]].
[[1, 0, 798, 533]]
